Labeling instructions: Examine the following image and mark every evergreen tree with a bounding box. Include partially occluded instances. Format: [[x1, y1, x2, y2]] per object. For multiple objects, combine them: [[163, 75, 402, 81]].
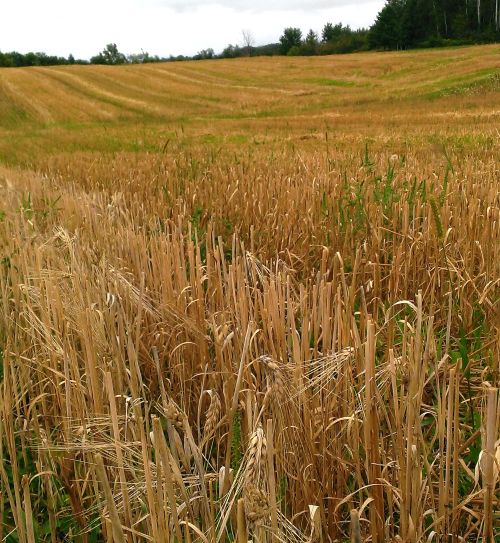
[[302, 29, 319, 54], [279, 27, 303, 55], [401, 0, 440, 46], [91, 43, 127, 65], [322, 22, 344, 42], [370, 0, 498, 49], [369, 0, 405, 49]]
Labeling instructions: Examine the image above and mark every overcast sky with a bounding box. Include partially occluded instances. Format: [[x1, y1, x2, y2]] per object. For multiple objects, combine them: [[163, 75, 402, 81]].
[[1, 1, 385, 59]]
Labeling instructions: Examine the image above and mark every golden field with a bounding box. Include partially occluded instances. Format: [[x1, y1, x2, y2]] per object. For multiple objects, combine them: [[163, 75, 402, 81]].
[[0, 45, 499, 542]]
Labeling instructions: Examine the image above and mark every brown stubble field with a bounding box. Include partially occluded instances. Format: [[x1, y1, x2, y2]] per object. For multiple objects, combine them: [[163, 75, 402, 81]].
[[0, 44, 499, 542]]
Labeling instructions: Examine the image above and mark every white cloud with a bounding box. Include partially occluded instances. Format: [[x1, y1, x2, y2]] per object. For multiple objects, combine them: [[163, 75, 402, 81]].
[[158, 0, 360, 11]]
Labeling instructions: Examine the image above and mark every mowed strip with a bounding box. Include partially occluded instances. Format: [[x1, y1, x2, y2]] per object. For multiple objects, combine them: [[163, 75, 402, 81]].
[[0, 70, 56, 125], [0, 44, 497, 129], [0, 67, 121, 125]]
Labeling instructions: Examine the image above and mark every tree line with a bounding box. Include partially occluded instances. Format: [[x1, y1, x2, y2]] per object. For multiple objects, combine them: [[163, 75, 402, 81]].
[[0, 44, 166, 68], [1, 1, 498, 68], [369, 0, 500, 49]]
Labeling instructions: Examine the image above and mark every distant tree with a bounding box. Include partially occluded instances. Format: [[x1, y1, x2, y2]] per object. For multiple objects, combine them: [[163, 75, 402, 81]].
[[279, 27, 303, 54], [68, 54, 75, 65], [194, 48, 215, 60], [369, 0, 500, 49], [91, 43, 127, 65], [322, 22, 334, 42], [401, 0, 440, 46], [251, 42, 281, 56], [221, 44, 242, 58], [302, 29, 319, 54], [322, 22, 345, 42], [90, 52, 103, 64], [127, 50, 154, 64], [169, 54, 188, 62], [23, 52, 37, 66], [241, 29, 255, 56], [369, 0, 405, 49]]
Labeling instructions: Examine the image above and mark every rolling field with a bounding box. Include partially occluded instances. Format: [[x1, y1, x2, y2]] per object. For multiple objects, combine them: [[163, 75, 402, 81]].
[[0, 45, 499, 542]]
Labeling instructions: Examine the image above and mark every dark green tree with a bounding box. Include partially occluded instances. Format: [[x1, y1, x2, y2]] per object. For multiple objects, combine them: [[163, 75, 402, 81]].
[[302, 29, 319, 54], [401, 0, 440, 46], [369, 0, 500, 49], [194, 48, 215, 60], [91, 43, 127, 65], [322, 22, 344, 42], [221, 44, 242, 58], [369, 0, 405, 49], [279, 27, 303, 54]]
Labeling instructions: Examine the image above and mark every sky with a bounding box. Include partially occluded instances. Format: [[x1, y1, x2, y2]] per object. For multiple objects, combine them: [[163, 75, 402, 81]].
[[0, 1, 385, 59]]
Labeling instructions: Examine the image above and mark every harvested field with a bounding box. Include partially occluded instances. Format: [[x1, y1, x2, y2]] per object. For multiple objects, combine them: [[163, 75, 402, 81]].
[[0, 45, 499, 542]]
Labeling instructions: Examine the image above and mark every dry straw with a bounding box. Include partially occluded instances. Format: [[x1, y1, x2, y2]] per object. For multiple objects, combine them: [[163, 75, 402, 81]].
[[0, 46, 499, 542]]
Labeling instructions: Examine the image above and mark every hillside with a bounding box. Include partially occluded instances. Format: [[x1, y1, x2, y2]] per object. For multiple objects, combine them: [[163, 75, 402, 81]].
[[0, 44, 499, 166], [0, 45, 499, 543]]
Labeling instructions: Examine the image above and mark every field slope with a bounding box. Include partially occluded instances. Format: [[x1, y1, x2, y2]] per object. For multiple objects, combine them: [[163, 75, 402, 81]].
[[0, 46, 499, 542], [0, 44, 499, 163]]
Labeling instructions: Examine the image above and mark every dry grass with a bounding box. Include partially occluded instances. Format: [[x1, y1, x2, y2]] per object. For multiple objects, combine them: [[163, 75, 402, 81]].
[[0, 45, 499, 542]]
